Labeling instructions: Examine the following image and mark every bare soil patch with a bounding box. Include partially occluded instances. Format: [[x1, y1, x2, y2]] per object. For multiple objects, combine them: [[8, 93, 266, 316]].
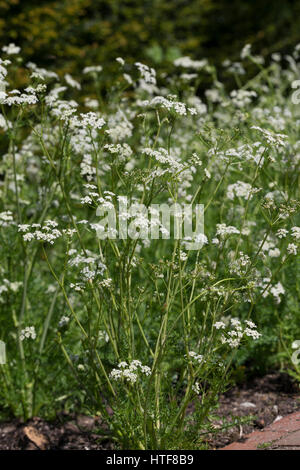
[[0, 414, 112, 450], [207, 373, 300, 449]]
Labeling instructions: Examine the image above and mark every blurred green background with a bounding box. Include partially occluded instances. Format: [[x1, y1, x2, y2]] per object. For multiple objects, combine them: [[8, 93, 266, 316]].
[[1, 0, 300, 74]]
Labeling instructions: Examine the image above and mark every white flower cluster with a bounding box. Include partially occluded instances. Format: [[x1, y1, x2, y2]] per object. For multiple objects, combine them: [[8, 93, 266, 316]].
[[2, 43, 20, 55], [140, 95, 197, 116], [230, 89, 257, 108], [104, 143, 132, 162], [80, 266, 96, 281], [99, 278, 113, 288], [214, 319, 261, 348], [65, 73, 81, 90], [251, 126, 288, 149], [116, 57, 125, 66], [110, 360, 151, 384], [106, 109, 133, 142], [0, 58, 10, 83], [26, 61, 59, 80], [186, 351, 204, 364], [226, 180, 258, 200], [270, 282, 285, 303], [98, 330, 109, 343], [1, 88, 39, 107], [240, 44, 264, 64], [174, 56, 208, 70], [45, 87, 78, 120], [218, 143, 266, 167], [229, 252, 251, 275], [58, 316, 70, 328], [135, 62, 156, 85], [0, 211, 14, 228], [0, 279, 22, 300], [287, 243, 297, 255], [276, 228, 288, 238], [68, 250, 100, 267], [20, 220, 62, 244], [182, 233, 208, 250], [83, 65, 103, 74], [70, 112, 105, 130], [291, 227, 300, 240], [0, 112, 10, 130], [20, 326, 36, 341], [143, 147, 183, 171], [240, 44, 252, 60], [70, 282, 83, 292], [258, 278, 285, 304], [192, 382, 201, 394], [216, 223, 240, 238], [67, 250, 106, 283], [205, 87, 223, 103], [224, 61, 246, 76], [84, 97, 99, 109]]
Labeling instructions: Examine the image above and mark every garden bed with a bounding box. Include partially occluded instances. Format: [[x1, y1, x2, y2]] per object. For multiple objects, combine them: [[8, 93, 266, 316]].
[[208, 373, 300, 449], [0, 414, 112, 450], [1, 373, 299, 450]]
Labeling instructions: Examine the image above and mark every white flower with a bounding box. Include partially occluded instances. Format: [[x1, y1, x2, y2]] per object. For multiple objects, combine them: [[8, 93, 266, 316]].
[[83, 65, 103, 74], [2, 43, 20, 55], [230, 89, 257, 107], [244, 328, 261, 340], [214, 321, 226, 330], [270, 282, 285, 304], [240, 44, 252, 60], [0, 211, 14, 227], [118, 361, 128, 368], [22, 221, 62, 244], [192, 382, 201, 394], [216, 224, 240, 237], [251, 126, 287, 148], [110, 360, 151, 384], [98, 330, 109, 343], [20, 326, 36, 341], [0, 92, 7, 103], [204, 168, 211, 179], [104, 143, 132, 161], [218, 319, 260, 348], [135, 62, 156, 85], [268, 248, 281, 258], [291, 227, 300, 240], [287, 243, 297, 255], [58, 316, 70, 327], [116, 57, 125, 66], [65, 73, 81, 90], [23, 233, 35, 242], [180, 250, 188, 261], [70, 112, 105, 130], [187, 351, 204, 364], [174, 56, 208, 70], [81, 196, 93, 205], [226, 181, 254, 200], [276, 229, 288, 238]]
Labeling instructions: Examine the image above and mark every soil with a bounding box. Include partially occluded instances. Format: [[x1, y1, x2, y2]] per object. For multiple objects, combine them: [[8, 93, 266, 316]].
[[206, 372, 300, 449], [0, 414, 113, 450], [0, 373, 299, 450]]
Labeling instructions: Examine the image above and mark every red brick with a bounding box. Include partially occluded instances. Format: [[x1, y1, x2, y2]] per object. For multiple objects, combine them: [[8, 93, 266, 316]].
[[274, 429, 300, 447], [220, 411, 300, 450]]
